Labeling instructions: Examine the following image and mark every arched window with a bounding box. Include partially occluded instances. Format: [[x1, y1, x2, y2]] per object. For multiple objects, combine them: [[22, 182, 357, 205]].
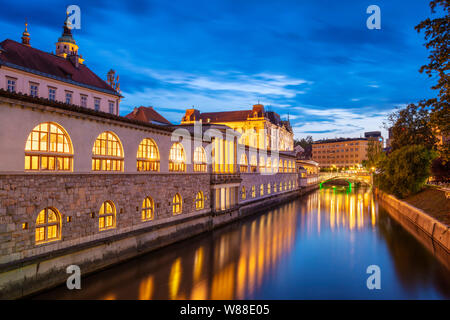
[[279, 159, 283, 172], [273, 158, 278, 173], [274, 183, 278, 193], [137, 138, 159, 172], [92, 132, 124, 171], [251, 185, 256, 198], [267, 183, 271, 194], [195, 191, 204, 210], [99, 201, 116, 231], [289, 181, 292, 189], [284, 181, 287, 190], [260, 184, 264, 196], [240, 154, 248, 173], [241, 186, 246, 200], [194, 147, 207, 172], [279, 182, 283, 191], [266, 158, 272, 173], [169, 143, 186, 172], [25, 122, 73, 171], [173, 193, 182, 215], [35, 207, 61, 244], [142, 196, 154, 221], [284, 160, 288, 173], [259, 156, 266, 173], [250, 155, 257, 173]]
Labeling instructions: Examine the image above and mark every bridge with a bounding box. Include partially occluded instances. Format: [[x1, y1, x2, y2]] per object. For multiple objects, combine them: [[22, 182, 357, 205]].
[[318, 172, 372, 189]]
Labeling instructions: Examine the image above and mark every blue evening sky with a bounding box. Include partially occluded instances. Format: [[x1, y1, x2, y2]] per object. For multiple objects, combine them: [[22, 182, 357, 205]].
[[0, 1, 439, 140]]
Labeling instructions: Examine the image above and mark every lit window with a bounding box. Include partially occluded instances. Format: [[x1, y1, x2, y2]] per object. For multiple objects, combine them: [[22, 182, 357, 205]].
[[65, 91, 72, 104], [260, 184, 264, 196], [279, 182, 283, 191], [80, 95, 87, 107], [30, 83, 38, 97], [195, 191, 204, 210], [109, 101, 115, 114], [240, 153, 248, 172], [279, 159, 283, 172], [250, 155, 257, 173], [284, 160, 288, 173], [273, 158, 278, 173], [289, 181, 292, 189], [266, 158, 272, 173], [274, 183, 277, 193], [251, 186, 256, 198], [99, 201, 116, 231], [142, 196, 154, 221], [267, 183, 271, 194], [173, 193, 182, 215], [7, 78, 16, 92], [284, 181, 287, 190], [194, 147, 207, 172], [137, 138, 160, 172], [35, 207, 61, 244], [25, 122, 73, 171], [92, 131, 124, 171], [94, 98, 101, 111], [48, 87, 56, 101], [241, 186, 246, 200], [169, 143, 186, 172], [259, 156, 266, 173]]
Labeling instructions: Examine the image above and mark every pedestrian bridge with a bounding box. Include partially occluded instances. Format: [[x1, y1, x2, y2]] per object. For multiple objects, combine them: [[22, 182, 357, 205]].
[[318, 172, 372, 189]]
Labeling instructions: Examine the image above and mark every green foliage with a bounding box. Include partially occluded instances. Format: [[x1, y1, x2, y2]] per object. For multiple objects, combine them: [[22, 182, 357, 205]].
[[364, 139, 386, 170], [294, 136, 313, 159], [386, 103, 437, 152], [375, 145, 437, 198], [415, 0, 450, 160]]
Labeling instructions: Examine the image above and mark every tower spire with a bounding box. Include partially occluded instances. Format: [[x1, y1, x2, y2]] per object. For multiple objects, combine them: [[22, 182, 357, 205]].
[[21, 21, 30, 46]]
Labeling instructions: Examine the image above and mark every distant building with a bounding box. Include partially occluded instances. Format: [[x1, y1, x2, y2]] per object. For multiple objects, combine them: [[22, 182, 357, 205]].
[[181, 104, 294, 152], [0, 21, 122, 114], [125, 106, 172, 125], [312, 137, 369, 168]]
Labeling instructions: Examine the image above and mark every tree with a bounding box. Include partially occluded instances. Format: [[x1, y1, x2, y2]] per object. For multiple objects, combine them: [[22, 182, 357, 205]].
[[375, 145, 437, 198], [415, 0, 450, 160], [363, 139, 385, 170], [386, 103, 437, 152], [294, 136, 313, 159]]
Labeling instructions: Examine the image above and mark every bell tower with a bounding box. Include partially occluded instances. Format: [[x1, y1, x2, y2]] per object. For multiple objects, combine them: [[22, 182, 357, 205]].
[[55, 14, 84, 64]]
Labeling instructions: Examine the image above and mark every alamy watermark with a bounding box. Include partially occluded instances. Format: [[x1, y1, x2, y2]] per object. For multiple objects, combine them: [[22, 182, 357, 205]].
[[66, 264, 81, 290], [66, 5, 81, 30], [366, 5, 381, 30], [366, 265, 381, 290]]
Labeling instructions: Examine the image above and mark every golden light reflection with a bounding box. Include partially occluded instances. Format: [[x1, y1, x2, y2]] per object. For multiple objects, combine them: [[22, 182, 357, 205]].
[[138, 276, 153, 300], [169, 258, 182, 299], [193, 247, 204, 282]]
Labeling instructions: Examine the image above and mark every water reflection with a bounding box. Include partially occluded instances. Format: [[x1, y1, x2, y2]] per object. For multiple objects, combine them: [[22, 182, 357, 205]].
[[35, 187, 450, 300]]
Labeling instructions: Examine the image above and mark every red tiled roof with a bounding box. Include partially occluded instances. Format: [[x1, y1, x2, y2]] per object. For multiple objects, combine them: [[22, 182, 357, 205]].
[[0, 39, 119, 96], [125, 106, 172, 125], [197, 110, 255, 122]]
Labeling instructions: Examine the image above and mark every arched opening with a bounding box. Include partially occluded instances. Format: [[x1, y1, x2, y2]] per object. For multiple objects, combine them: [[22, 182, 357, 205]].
[[173, 193, 182, 215], [92, 132, 124, 171], [25, 122, 73, 171], [142, 196, 155, 221], [195, 191, 204, 210], [169, 143, 186, 172], [194, 147, 207, 172], [35, 207, 61, 244], [240, 153, 248, 173], [137, 138, 160, 172], [99, 200, 116, 231]]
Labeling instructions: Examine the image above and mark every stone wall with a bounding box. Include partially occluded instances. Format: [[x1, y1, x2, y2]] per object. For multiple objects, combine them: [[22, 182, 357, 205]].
[[0, 173, 210, 265]]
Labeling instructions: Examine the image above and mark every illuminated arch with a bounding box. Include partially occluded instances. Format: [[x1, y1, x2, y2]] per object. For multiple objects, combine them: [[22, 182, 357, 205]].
[[99, 200, 116, 231], [142, 196, 155, 221], [137, 138, 160, 172], [194, 146, 207, 172], [169, 143, 186, 172], [35, 207, 61, 244], [92, 131, 124, 171], [173, 193, 183, 215], [25, 122, 73, 171], [195, 191, 204, 210], [240, 153, 248, 173]]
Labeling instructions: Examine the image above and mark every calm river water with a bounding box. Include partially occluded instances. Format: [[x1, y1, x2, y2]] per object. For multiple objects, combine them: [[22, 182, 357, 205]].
[[35, 187, 450, 299]]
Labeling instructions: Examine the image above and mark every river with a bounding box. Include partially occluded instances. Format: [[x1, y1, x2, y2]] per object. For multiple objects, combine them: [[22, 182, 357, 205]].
[[35, 187, 450, 299]]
